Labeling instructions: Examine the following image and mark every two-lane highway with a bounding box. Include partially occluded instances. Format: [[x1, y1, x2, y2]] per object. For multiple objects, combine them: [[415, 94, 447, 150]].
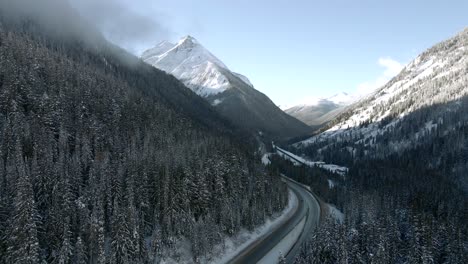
[[228, 175, 320, 264], [282, 176, 320, 263]]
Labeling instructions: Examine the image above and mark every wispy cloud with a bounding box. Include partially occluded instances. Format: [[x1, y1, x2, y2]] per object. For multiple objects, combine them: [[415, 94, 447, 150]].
[[69, 0, 170, 54], [357, 57, 404, 95]]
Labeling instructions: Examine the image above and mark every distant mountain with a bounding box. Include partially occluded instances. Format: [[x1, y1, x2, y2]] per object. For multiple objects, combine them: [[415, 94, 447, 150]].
[[142, 36, 311, 140], [285, 92, 357, 127], [295, 28, 468, 173]]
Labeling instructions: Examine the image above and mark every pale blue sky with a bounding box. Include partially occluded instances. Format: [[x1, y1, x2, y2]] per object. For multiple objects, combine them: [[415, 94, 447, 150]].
[[73, 0, 467, 107]]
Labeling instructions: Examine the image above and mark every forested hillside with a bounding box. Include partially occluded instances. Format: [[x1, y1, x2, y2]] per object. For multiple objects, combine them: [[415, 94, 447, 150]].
[[294, 29, 468, 193], [270, 137, 467, 263], [0, 9, 288, 264], [276, 28, 468, 263]]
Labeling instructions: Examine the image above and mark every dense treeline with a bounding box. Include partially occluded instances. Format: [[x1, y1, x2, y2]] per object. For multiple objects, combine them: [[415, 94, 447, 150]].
[[270, 145, 467, 263], [296, 157, 467, 263], [296, 191, 466, 263], [267, 155, 346, 209], [0, 15, 288, 264]]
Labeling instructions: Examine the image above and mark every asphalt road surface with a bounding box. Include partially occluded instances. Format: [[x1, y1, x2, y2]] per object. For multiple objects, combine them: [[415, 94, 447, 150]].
[[228, 176, 320, 264]]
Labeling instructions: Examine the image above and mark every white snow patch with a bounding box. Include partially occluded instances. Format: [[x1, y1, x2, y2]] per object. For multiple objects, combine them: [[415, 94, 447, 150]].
[[327, 204, 344, 224], [327, 179, 335, 189], [320, 164, 349, 177], [212, 99, 224, 106], [262, 153, 272, 165]]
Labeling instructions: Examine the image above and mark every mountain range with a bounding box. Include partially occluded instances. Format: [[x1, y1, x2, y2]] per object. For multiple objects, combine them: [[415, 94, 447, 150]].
[[141, 36, 311, 140], [284, 92, 357, 128]]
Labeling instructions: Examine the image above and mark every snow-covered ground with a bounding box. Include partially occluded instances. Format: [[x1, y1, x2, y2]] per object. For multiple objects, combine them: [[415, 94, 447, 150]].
[[261, 153, 272, 165], [327, 204, 344, 224], [275, 146, 348, 177], [328, 179, 335, 189]]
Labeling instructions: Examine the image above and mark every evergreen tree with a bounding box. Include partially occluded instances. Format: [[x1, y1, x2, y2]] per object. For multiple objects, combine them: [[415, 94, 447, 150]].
[[5, 142, 40, 264]]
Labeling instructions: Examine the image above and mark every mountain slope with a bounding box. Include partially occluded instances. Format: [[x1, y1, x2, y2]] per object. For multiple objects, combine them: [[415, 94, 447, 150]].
[[293, 29, 468, 194], [285, 92, 356, 127], [296, 28, 468, 150], [142, 36, 311, 140], [0, 2, 289, 263]]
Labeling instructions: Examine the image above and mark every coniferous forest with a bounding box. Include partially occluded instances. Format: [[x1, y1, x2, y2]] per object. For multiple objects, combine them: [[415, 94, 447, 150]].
[[0, 14, 288, 264], [0, 1, 467, 264]]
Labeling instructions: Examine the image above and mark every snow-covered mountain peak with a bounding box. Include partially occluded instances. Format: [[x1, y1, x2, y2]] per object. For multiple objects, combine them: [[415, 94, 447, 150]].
[[284, 92, 358, 127], [178, 35, 198, 46], [142, 35, 254, 97], [291, 92, 357, 109]]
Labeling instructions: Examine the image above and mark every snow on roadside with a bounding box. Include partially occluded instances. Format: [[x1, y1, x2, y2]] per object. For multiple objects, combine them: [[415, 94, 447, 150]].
[[276, 147, 348, 176], [276, 147, 313, 165], [276, 151, 302, 166], [327, 204, 344, 224], [210, 190, 299, 264], [160, 191, 298, 264]]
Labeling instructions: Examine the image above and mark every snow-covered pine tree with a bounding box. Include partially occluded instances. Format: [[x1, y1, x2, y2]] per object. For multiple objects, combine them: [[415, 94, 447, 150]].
[[5, 141, 41, 263]]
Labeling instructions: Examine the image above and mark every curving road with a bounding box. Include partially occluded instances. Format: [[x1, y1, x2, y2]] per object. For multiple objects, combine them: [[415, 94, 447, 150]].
[[228, 175, 320, 264], [282, 176, 321, 263]]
